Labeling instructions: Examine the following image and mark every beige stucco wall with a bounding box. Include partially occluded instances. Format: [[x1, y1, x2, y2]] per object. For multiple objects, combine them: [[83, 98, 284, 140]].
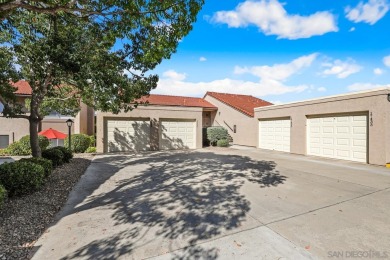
[[96, 105, 204, 153], [204, 95, 258, 147], [41, 119, 75, 134], [0, 117, 30, 146], [74, 103, 95, 135], [254, 88, 390, 165]]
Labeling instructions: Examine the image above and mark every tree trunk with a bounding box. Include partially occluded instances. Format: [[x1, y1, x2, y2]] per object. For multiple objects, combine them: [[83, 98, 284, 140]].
[[30, 118, 41, 157], [30, 93, 42, 157]]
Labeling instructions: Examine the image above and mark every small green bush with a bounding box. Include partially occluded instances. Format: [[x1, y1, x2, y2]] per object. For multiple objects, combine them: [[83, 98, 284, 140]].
[[42, 148, 64, 167], [206, 127, 229, 146], [89, 135, 95, 147], [85, 147, 97, 153], [217, 139, 229, 147], [64, 134, 91, 153], [0, 149, 9, 156], [6, 135, 50, 156], [0, 184, 7, 209], [52, 146, 73, 163], [19, 157, 53, 178], [0, 161, 45, 197]]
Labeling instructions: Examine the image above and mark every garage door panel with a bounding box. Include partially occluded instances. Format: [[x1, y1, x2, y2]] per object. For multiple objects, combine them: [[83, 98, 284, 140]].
[[160, 119, 196, 150], [259, 119, 290, 153], [106, 119, 150, 152], [307, 114, 367, 163]]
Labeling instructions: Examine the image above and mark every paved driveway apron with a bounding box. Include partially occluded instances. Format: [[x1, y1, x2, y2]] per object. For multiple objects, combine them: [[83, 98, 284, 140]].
[[31, 148, 390, 259]]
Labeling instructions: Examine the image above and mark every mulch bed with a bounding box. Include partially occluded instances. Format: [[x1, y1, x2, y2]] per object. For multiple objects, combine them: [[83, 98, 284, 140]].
[[0, 155, 93, 260]]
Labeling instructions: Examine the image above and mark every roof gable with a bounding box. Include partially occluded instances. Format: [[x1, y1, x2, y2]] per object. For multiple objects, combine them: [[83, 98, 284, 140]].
[[205, 92, 272, 117]]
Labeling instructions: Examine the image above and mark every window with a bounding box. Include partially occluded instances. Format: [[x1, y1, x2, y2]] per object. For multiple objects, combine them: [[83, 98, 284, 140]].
[[0, 135, 9, 149]]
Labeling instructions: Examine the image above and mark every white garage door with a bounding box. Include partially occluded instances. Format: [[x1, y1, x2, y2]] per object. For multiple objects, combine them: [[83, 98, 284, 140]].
[[160, 119, 196, 150], [106, 119, 150, 152], [259, 119, 291, 152], [307, 114, 367, 163]]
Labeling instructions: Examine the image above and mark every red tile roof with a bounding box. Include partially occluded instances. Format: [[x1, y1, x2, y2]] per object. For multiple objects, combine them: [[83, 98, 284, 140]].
[[11, 80, 32, 95], [205, 92, 272, 117], [137, 94, 217, 109]]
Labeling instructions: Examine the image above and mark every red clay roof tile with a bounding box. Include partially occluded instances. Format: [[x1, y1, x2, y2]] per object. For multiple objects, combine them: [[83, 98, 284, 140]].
[[137, 94, 217, 109], [11, 80, 32, 95], [205, 92, 272, 117]]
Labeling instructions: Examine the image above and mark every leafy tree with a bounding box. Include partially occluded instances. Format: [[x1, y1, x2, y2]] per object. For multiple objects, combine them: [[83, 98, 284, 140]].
[[0, 1, 204, 157]]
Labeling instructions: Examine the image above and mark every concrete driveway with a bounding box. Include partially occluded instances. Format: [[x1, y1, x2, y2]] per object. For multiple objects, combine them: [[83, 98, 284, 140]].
[[31, 148, 390, 259]]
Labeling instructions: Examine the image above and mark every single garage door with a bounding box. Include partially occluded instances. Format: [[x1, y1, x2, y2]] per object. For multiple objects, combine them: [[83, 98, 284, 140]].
[[259, 118, 291, 152], [307, 114, 367, 163], [106, 119, 150, 152], [160, 119, 196, 150]]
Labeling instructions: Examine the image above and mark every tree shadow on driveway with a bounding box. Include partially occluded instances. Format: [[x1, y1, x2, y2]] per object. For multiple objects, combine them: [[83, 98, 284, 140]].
[[60, 150, 287, 259]]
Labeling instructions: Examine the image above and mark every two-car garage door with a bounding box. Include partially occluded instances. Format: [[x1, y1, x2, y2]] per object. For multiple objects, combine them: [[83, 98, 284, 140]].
[[106, 118, 196, 152], [258, 114, 368, 163], [307, 114, 367, 163]]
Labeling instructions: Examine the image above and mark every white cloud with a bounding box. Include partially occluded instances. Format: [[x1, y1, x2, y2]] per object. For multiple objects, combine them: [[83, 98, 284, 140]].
[[374, 68, 384, 75], [162, 70, 187, 81], [154, 54, 317, 97], [199, 57, 207, 62], [345, 0, 389, 25], [347, 82, 390, 91], [234, 53, 317, 81], [317, 87, 327, 92], [211, 0, 338, 40], [269, 100, 283, 105], [384, 55, 390, 67], [321, 59, 362, 78], [349, 27, 356, 32]]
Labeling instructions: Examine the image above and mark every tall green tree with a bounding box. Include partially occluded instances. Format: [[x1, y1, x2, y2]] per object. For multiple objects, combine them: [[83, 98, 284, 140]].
[[0, 1, 204, 157]]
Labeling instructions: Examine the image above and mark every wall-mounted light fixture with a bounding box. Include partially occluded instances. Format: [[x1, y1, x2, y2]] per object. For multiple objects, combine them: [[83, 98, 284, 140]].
[[234, 125, 236, 133]]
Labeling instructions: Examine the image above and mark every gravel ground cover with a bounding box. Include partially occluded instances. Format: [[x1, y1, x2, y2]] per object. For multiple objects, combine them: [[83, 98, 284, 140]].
[[0, 154, 93, 260]]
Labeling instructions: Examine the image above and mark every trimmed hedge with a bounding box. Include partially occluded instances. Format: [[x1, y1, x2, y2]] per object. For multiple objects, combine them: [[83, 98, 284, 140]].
[[217, 139, 229, 147], [85, 147, 96, 153], [64, 134, 91, 153], [42, 148, 64, 167], [206, 127, 229, 146], [0, 162, 45, 197], [5, 135, 50, 156], [20, 157, 53, 178], [0, 184, 6, 209], [52, 146, 73, 163]]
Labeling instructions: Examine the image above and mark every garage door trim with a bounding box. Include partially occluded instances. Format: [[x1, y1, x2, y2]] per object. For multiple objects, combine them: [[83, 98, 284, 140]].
[[104, 117, 151, 153], [159, 118, 196, 150], [258, 117, 291, 153], [306, 112, 368, 163]]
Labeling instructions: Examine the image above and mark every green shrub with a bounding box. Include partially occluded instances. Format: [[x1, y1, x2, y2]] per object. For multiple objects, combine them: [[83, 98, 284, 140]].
[[64, 134, 91, 153], [217, 139, 229, 147], [0, 161, 45, 197], [42, 148, 64, 167], [52, 146, 73, 163], [19, 157, 53, 178], [0, 184, 7, 209], [6, 135, 50, 156], [89, 135, 95, 147], [0, 149, 8, 156], [206, 127, 229, 146], [85, 147, 97, 153]]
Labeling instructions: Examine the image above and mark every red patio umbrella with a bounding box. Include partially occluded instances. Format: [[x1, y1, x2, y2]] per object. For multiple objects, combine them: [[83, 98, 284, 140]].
[[38, 128, 67, 140]]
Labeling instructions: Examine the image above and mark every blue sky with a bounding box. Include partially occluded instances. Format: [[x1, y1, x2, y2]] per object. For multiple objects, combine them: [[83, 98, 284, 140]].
[[150, 0, 390, 104]]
